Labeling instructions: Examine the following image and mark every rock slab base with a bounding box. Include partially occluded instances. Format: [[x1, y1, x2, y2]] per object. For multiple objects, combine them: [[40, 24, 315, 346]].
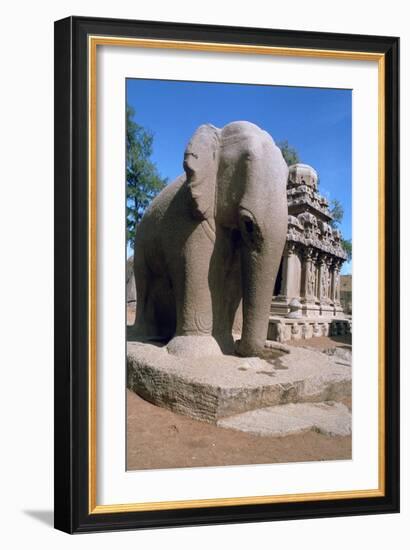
[[217, 401, 351, 437], [127, 342, 351, 423]]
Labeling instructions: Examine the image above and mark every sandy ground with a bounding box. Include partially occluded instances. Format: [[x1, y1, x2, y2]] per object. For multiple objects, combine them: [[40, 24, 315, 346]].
[[127, 390, 352, 471], [126, 305, 351, 471]]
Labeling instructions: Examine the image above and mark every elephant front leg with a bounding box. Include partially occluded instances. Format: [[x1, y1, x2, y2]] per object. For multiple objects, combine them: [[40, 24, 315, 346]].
[[166, 229, 223, 357], [178, 278, 213, 336]]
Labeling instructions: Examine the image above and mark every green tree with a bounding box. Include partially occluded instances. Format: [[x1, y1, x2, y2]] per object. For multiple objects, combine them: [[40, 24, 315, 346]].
[[341, 238, 352, 261], [276, 139, 301, 166], [329, 199, 344, 228], [127, 105, 167, 247], [329, 199, 352, 261]]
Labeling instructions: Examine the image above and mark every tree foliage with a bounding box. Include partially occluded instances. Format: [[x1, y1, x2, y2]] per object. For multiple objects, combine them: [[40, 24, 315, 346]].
[[276, 139, 301, 166], [329, 199, 352, 261], [127, 105, 167, 247], [329, 199, 344, 228], [341, 238, 352, 261]]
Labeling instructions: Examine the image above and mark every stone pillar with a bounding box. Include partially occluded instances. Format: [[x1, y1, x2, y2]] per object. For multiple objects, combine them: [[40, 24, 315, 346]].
[[331, 261, 344, 316], [319, 256, 336, 317], [300, 248, 320, 317], [326, 258, 333, 304], [278, 242, 296, 299], [317, 255, 331, 316], [314, 255, 321, 303], [318, 256, 327, 303], [334, 265, 341, 305], [311, 251, 319, 302], [329, 263, 334, 304], [301, 248, 314, 300], [329, 261, 337, 305]]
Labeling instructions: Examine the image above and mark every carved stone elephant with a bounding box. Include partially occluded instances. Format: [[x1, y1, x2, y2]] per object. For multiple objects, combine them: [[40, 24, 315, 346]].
[[133, 121, 288, 357]]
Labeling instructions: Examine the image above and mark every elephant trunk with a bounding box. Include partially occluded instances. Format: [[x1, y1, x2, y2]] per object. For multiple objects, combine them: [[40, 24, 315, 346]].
[[236, 206, 287, 357]]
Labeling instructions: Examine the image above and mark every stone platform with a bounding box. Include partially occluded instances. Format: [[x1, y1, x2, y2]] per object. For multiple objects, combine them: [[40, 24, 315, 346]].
[[268, 316, 352, 343], [218, 401, 351, 437], [127, 341, 351, 424]]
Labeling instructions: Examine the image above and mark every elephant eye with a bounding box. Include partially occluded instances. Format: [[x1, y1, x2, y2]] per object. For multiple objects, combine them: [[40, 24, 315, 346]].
[[244, 220, 256, 247], [241, 216, 255, 246], [244, 220, 254, 234], [239, 209, 262, 251]]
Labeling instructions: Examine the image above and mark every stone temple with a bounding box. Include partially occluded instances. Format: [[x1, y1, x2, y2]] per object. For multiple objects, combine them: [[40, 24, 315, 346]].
[[268, 163, 350, 342]]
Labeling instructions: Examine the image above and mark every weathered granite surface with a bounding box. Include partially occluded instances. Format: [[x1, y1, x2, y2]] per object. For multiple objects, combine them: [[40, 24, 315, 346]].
[[127, 341, 351, 423], [217, 401, 351, 437], [268, 316, 352, 343], [132, 121, 288, 357]]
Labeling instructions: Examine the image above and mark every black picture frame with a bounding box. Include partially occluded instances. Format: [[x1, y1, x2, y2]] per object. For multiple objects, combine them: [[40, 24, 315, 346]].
[[54, 15, 400, 534]]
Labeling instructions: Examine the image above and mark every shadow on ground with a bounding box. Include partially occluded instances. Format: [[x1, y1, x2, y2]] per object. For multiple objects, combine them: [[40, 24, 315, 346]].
[[329, 334, 352, 347], [23, 510, 54, 527]]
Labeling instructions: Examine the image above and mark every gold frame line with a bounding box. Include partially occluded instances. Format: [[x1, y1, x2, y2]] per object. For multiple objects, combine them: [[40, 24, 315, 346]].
[[88, 35, 386, 514]]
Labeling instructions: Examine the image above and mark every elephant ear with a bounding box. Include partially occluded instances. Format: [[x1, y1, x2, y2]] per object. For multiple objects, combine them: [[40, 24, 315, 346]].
[[183, 124, 221, 220]]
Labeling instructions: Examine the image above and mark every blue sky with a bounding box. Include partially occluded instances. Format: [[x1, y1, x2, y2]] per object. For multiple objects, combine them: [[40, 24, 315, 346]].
[[127, 79, 352, 274]]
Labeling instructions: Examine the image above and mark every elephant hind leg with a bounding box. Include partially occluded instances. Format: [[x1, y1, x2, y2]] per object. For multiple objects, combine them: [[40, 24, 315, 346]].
[[150, 275, 176, 341], [134, 262, 176, 342], [133, 261, 153, 339]]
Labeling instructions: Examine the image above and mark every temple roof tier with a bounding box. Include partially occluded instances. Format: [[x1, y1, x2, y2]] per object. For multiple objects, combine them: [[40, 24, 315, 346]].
[[287, 163, 333, 222], [284, 164, 348, 261]]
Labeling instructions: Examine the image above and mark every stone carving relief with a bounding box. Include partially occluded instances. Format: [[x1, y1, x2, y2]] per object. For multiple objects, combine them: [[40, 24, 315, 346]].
[[270, 163, 349, 341]]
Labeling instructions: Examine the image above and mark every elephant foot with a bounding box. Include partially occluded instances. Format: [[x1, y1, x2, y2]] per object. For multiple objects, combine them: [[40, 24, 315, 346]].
[[166, 335, 223, 358], [234, 338, 264, 358]]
